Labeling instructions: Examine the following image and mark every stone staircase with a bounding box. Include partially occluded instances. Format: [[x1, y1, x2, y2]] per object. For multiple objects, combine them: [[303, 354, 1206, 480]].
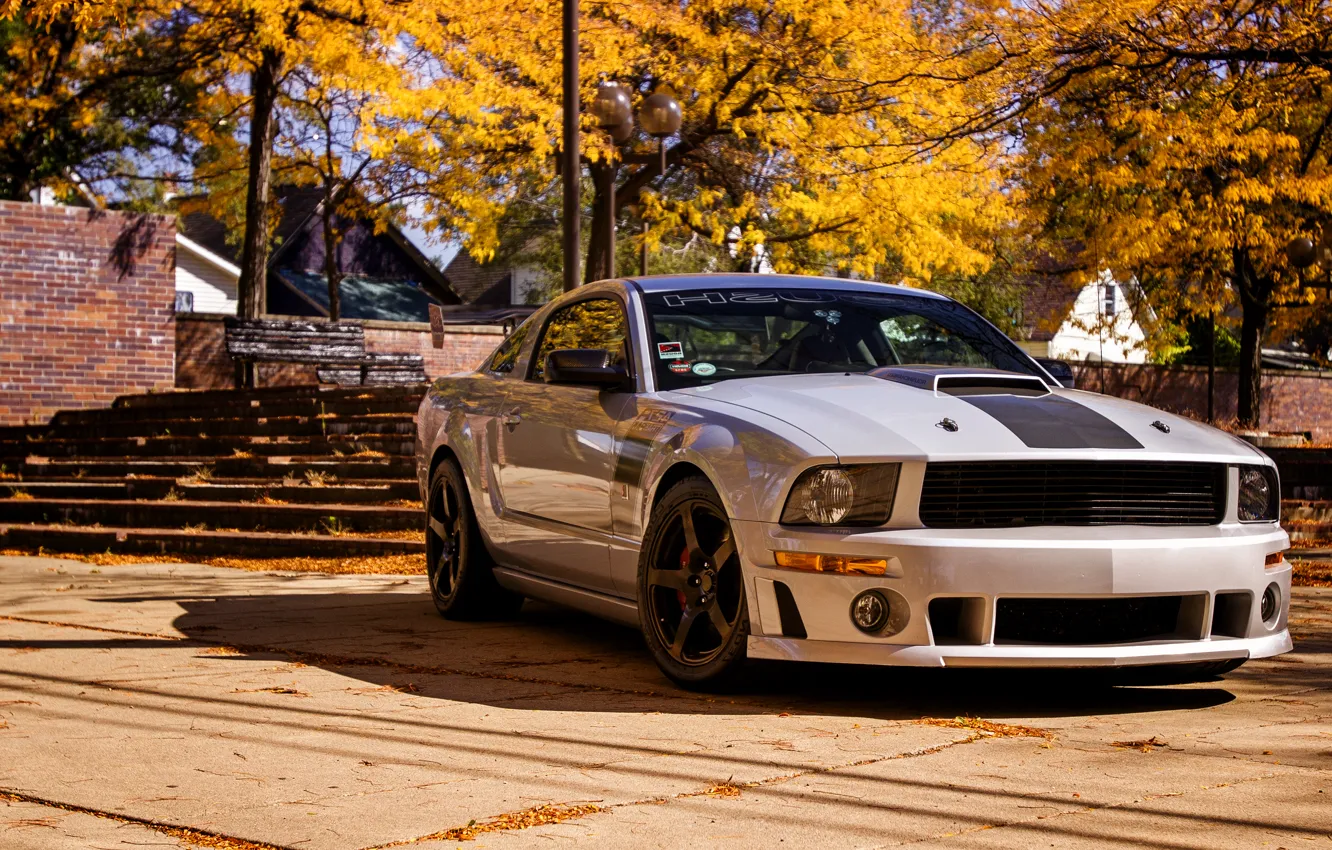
[[0, 385, 426, 558]]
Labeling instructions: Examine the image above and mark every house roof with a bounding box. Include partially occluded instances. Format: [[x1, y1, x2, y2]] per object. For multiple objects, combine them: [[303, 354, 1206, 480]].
[[175, 186, 454, 297], [1020, 277, 1083, 342], [442, 250, 518, 305], [274, 269, 444, 323], [176, 186, 340, 267]]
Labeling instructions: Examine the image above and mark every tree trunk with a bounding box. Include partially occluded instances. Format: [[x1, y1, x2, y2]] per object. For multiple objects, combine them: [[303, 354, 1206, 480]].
[[1233, 247, 1271, 428], [236, 48, 284, 322], [584, 161, 617, 283], [322, 192, 342, 322], [1237, 297, 1268, 428]]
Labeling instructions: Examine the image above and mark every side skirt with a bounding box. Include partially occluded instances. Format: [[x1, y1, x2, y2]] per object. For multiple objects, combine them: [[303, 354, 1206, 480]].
[[493, 567, 640, 628]]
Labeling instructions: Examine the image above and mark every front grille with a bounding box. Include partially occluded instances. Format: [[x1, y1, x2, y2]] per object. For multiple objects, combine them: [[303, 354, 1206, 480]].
[[919, 461, 1225, 528], [995, 596, 1187, 645]]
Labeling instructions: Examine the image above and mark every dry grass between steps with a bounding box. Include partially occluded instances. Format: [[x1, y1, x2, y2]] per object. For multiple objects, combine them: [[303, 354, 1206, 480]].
[[0, 548, 426, 575], [1293, 559, 1332, 588]]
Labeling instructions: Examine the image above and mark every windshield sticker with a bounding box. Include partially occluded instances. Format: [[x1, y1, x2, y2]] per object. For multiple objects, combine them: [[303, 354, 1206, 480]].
[[668, 361, 693, 374], [657, 341, 684, 359], [692, 362, 717, 377]]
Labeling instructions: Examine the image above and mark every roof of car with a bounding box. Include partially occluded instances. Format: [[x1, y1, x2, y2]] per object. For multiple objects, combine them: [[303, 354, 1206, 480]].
[[624, 273, 948, 299]]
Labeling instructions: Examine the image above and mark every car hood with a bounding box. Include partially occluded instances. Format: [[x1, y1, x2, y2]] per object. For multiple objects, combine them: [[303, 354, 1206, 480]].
[[668, 372, 1268, 464]]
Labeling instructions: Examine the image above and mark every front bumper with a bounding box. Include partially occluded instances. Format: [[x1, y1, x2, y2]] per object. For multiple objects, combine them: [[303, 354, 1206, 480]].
[[734, 520, 1292, 668]]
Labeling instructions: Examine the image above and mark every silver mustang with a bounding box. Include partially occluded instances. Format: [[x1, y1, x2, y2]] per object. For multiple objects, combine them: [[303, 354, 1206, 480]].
[[416, 274, 1291, 688]]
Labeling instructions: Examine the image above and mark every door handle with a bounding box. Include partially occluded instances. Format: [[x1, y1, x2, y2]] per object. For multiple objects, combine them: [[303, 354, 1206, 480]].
[[502, 409, 522, 428]]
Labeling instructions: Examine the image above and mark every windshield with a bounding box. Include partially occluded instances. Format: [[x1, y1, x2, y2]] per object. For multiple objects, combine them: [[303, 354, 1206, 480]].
[[643, 288, 1041, 389]]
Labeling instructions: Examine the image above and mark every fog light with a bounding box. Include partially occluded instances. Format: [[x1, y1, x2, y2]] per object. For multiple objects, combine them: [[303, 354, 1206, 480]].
[[851, 590, 890, 633], [1261, 583, 1280, 625]]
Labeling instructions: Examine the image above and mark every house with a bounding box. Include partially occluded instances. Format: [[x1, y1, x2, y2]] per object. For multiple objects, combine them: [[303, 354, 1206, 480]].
[[441, 235, 552, 307], [172, 186, 459, 321], [1018, 271, 1150, 363]]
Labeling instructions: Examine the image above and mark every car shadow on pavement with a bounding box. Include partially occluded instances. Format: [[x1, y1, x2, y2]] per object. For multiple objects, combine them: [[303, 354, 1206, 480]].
[[129, 588, 1256, 720]]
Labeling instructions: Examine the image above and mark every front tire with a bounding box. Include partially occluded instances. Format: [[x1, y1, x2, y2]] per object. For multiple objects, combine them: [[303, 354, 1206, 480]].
[[426, 458, 522, 620], [638, 476, 749, 690]]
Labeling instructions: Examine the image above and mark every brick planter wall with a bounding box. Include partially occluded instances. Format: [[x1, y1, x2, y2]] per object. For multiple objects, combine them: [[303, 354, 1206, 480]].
[[175, 314, 504, 389], [0, 201, 176, 426], [1071, 362, 1332, 442]]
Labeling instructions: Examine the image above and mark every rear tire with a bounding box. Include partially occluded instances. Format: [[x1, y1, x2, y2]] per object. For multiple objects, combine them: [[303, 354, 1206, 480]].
[[638, 476, 749, 691], [426, 458, 522, 620]]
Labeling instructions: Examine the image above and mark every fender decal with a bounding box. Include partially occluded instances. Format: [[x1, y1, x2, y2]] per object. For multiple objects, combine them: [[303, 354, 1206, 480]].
[[613, 409, 674, 486]]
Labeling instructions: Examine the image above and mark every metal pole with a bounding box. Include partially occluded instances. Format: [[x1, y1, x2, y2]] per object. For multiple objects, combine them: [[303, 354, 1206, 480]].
[[605, 167, 616, 279], [1207, 310, 1216, 423], [640, 220, 648, 276], [561, 0, 580, 292]]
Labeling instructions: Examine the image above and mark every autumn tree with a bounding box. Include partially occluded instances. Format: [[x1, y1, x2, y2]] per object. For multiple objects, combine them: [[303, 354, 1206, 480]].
[[390, 0, 1012, 293], [277, 66, 385, 321], [0, 5, 206, 202], [938, 0, 1332, 425]]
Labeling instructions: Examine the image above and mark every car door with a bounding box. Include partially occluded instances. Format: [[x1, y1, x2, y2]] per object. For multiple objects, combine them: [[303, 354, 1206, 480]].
[[494, 295, 636, 592], [457, 317, 536, 545]]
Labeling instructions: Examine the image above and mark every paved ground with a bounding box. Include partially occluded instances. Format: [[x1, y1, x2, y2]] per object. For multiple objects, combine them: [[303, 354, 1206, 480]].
[[1, 555, 1329, 849]]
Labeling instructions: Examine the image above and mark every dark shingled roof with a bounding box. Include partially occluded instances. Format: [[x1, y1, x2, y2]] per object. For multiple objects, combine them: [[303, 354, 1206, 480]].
[[442, 250, 518, 305], [273, 270, 443, 323], [1020, 277, 1082, 342], [177, 185, 328, 265]]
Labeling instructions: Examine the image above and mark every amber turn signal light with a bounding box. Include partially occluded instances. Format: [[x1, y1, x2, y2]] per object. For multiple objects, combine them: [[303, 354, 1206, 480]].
[[773, 551, 889, 576], [1265, 551, 1284, 568]]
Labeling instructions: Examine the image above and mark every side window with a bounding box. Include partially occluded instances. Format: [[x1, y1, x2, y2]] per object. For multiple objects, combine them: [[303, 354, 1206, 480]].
[[486, 319, 533, 375], [530, 298, 629, 381]]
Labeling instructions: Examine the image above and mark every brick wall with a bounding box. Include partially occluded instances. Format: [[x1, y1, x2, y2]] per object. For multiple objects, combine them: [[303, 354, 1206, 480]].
[[1071, 362, 1332, 442], [174, 314, 504, 388], [0, 201, 176, 426], [363, 320, 504, 377]]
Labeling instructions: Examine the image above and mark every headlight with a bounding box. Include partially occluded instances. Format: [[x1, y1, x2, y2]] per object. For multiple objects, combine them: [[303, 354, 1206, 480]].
[[781, 464, 900, 526], [1237, 465, 1278, 522]]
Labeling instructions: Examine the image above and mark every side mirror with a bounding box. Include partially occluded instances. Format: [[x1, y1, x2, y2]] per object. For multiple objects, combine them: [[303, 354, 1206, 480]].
[[1034, 357, 1075, 389], [545, 348, 631, 390]]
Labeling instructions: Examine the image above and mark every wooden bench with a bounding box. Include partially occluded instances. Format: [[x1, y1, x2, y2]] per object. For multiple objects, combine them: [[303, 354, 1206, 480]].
[[224, 318, 426, 387], [316, 353, 429, 386]]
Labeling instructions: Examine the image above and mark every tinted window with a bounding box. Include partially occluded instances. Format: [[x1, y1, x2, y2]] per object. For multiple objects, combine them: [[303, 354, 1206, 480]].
[[486, 318, 533, 374], [529, 298, 629, 381], [643, 288, 1038, 389]]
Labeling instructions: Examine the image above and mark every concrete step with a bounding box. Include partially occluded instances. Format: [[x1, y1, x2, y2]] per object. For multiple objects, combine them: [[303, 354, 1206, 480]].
[[109, 385, 426, 412], [0, 523, 424, 557], [16, 456, 416, 480], [19, 414, 414, 441], [2, 480, 419, 504], [1283, 500, 1332, 544], [0, 497, 420, 533], [1, 433, 414, 460], [52, 396, 421, 427]]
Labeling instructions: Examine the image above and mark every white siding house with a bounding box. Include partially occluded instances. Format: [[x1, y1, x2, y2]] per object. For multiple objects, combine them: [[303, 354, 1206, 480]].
[[175, 234, 240, 315], [1020, 271, 1149, 364]]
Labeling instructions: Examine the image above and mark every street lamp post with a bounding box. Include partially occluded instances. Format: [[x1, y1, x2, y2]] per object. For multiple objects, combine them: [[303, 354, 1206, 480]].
[[1287, 228, 1332, 289], [585, 82, 683, 283], [561, 0, 580, 293]]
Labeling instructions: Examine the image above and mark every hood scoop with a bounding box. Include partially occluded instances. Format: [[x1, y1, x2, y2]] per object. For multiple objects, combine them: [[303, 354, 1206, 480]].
[[869, 367, 1051, 397]]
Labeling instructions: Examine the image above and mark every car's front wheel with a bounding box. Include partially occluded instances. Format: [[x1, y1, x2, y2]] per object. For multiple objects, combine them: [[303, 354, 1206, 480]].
[[426, 458, 522, 620], [638, 476, 749, 690]]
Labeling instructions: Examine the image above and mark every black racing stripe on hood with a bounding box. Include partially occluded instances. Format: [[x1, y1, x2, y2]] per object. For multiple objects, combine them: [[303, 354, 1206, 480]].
[[962, 394, 1144, 449]]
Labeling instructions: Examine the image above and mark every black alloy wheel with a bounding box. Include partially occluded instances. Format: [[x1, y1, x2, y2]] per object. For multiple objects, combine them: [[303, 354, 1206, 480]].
[[426, 470, 463, 604], [639, 476, 748, 689], [426, 459, 522, 619]]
